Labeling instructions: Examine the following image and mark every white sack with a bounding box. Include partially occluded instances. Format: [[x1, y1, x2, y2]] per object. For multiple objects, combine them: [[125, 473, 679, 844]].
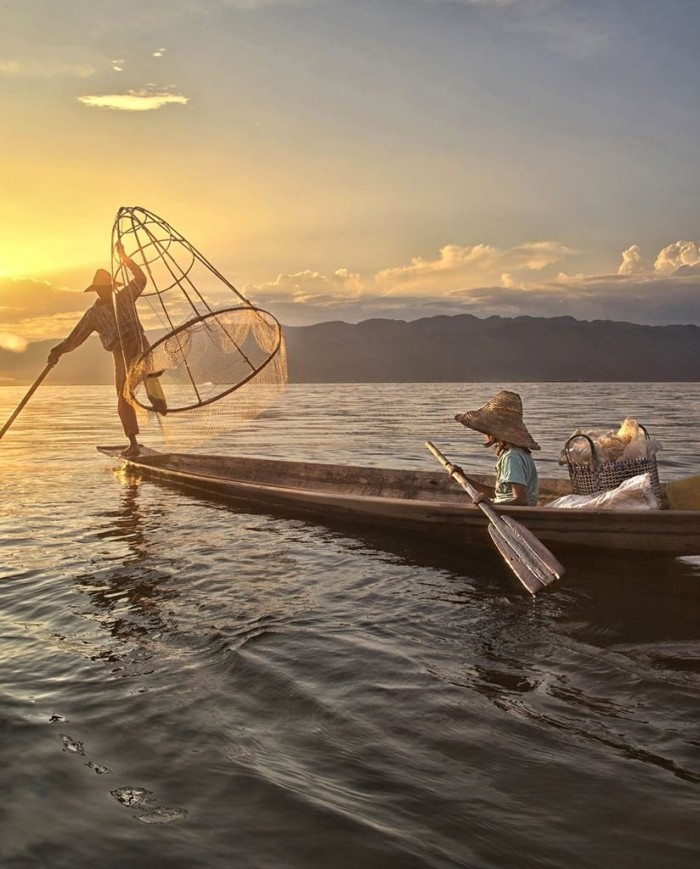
[[547, 473, 661, 511]]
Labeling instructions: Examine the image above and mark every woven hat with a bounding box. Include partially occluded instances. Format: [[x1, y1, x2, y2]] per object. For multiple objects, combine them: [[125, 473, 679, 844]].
[[84, 268, 122, 292], [454, 390, 540, 450]]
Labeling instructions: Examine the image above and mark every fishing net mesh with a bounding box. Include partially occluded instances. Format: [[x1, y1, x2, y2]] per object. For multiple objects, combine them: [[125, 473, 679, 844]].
[[113, 206, 287, 449]]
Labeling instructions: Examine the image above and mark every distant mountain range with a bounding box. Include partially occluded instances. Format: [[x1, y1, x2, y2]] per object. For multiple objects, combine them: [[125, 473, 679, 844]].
[[1, 314, 699, 385]]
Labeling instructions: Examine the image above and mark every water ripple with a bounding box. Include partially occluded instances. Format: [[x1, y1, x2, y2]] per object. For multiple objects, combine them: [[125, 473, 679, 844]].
[[2, 383, 700, 868]]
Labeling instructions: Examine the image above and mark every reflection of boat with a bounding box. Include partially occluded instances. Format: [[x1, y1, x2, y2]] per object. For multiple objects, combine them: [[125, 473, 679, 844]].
[[97, 447, 700, 557]]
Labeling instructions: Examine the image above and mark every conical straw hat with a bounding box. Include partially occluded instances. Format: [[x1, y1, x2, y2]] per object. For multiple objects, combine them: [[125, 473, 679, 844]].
[[454, 390, 540, 450], [84, 268, 123, 292]]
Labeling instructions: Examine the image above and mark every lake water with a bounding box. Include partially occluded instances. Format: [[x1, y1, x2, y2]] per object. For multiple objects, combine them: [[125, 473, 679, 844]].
[[1, 382, 700, 869]]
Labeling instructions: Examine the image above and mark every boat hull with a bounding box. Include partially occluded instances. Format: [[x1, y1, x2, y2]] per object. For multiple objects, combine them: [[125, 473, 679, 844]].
[[98, 448, 700, 557]]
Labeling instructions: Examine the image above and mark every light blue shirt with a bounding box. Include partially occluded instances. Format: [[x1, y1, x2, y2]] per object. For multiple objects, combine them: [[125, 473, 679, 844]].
[[494, 447, 539, 505]]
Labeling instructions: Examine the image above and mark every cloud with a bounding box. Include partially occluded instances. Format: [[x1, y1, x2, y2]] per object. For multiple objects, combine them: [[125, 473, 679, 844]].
[[0, 276, 189, 341], [530, 271, 700, 325], [77, 87, 189, 111], [7, 239, 700, 341], [111, 59, 125, 72], [0, 59, 95, 78], [253, 270, 700, 328], [0, 278, 85, 323], [247, 239, 700, 327], [153, 48, 167, 58], [250, 268, 363, 305], [618, 240, 700, 277], [654, 241, 700, 276], [374, 241, 571, 295], [618, 245, 649, 276]]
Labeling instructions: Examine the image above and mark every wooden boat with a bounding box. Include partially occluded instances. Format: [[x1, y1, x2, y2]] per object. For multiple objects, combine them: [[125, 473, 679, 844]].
[[97, 446, 700, 557]]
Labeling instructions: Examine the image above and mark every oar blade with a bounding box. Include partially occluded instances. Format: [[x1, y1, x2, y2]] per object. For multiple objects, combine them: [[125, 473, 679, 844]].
[[425, 440, 566, 594], [498, 514, 566, 582], [487, 523, 552, 595]]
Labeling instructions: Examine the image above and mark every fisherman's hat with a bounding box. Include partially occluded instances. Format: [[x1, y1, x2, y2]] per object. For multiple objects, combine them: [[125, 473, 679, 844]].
[[84, 268, 123, 292], [455, 389, 541, 451]]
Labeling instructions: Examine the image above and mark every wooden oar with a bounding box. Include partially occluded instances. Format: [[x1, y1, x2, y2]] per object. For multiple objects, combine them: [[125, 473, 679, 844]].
[[425, 440, 565, 594], [0, 363, 55, 442]]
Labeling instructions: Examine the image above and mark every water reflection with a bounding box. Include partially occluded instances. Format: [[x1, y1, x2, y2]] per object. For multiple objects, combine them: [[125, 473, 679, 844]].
[[74, 469, 178, 656], [553, 551, 700, 650], [95, 470, 149, 553]]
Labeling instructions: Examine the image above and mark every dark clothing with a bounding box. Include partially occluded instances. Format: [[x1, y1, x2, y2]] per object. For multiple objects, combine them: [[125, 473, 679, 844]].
[[57, 260, 147, 354], [54, 258, 148, 437], [113, 337, 144, 438]]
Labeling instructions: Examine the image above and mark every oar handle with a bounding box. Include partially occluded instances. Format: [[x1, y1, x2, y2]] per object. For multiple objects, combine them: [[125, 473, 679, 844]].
[[424, 440, 500, 523], [0, 362, 55, 441]]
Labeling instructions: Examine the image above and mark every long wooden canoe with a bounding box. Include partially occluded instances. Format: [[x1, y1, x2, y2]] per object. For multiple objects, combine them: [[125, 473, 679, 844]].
[[97, 447, 700, 557]]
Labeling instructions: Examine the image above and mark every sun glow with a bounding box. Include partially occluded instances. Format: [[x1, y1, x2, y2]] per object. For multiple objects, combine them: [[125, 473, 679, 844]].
[[0, 332, 28, 352], [0, 215, 108, 283], [0, 230, 77, 279]]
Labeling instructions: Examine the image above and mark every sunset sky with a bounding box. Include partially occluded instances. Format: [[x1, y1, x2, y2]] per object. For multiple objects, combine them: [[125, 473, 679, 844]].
[[2, 0, 700, 353]]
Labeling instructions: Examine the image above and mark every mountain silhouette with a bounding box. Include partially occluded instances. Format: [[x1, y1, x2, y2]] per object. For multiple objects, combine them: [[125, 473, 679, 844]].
[[1, 314, 698, 385]]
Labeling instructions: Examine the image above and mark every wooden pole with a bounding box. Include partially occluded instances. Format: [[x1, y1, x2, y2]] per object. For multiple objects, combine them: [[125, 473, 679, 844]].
[[0, 363, 55, 441]]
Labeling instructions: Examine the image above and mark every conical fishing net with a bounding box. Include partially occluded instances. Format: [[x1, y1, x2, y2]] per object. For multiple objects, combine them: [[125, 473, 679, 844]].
[[112, 206, 287, 448]]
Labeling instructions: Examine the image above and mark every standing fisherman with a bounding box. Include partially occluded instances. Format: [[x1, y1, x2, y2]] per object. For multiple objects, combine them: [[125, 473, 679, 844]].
[[455, 390, 540, 506], [47, 242, 165, 457]]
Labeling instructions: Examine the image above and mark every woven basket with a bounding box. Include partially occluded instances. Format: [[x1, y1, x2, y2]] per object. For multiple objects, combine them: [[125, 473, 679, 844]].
[[564, 427, 661, 501]]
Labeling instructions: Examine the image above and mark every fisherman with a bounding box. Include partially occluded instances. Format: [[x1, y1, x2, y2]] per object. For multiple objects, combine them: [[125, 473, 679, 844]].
[[454, 390, 540, 506], [47, 242, 166, 457]]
